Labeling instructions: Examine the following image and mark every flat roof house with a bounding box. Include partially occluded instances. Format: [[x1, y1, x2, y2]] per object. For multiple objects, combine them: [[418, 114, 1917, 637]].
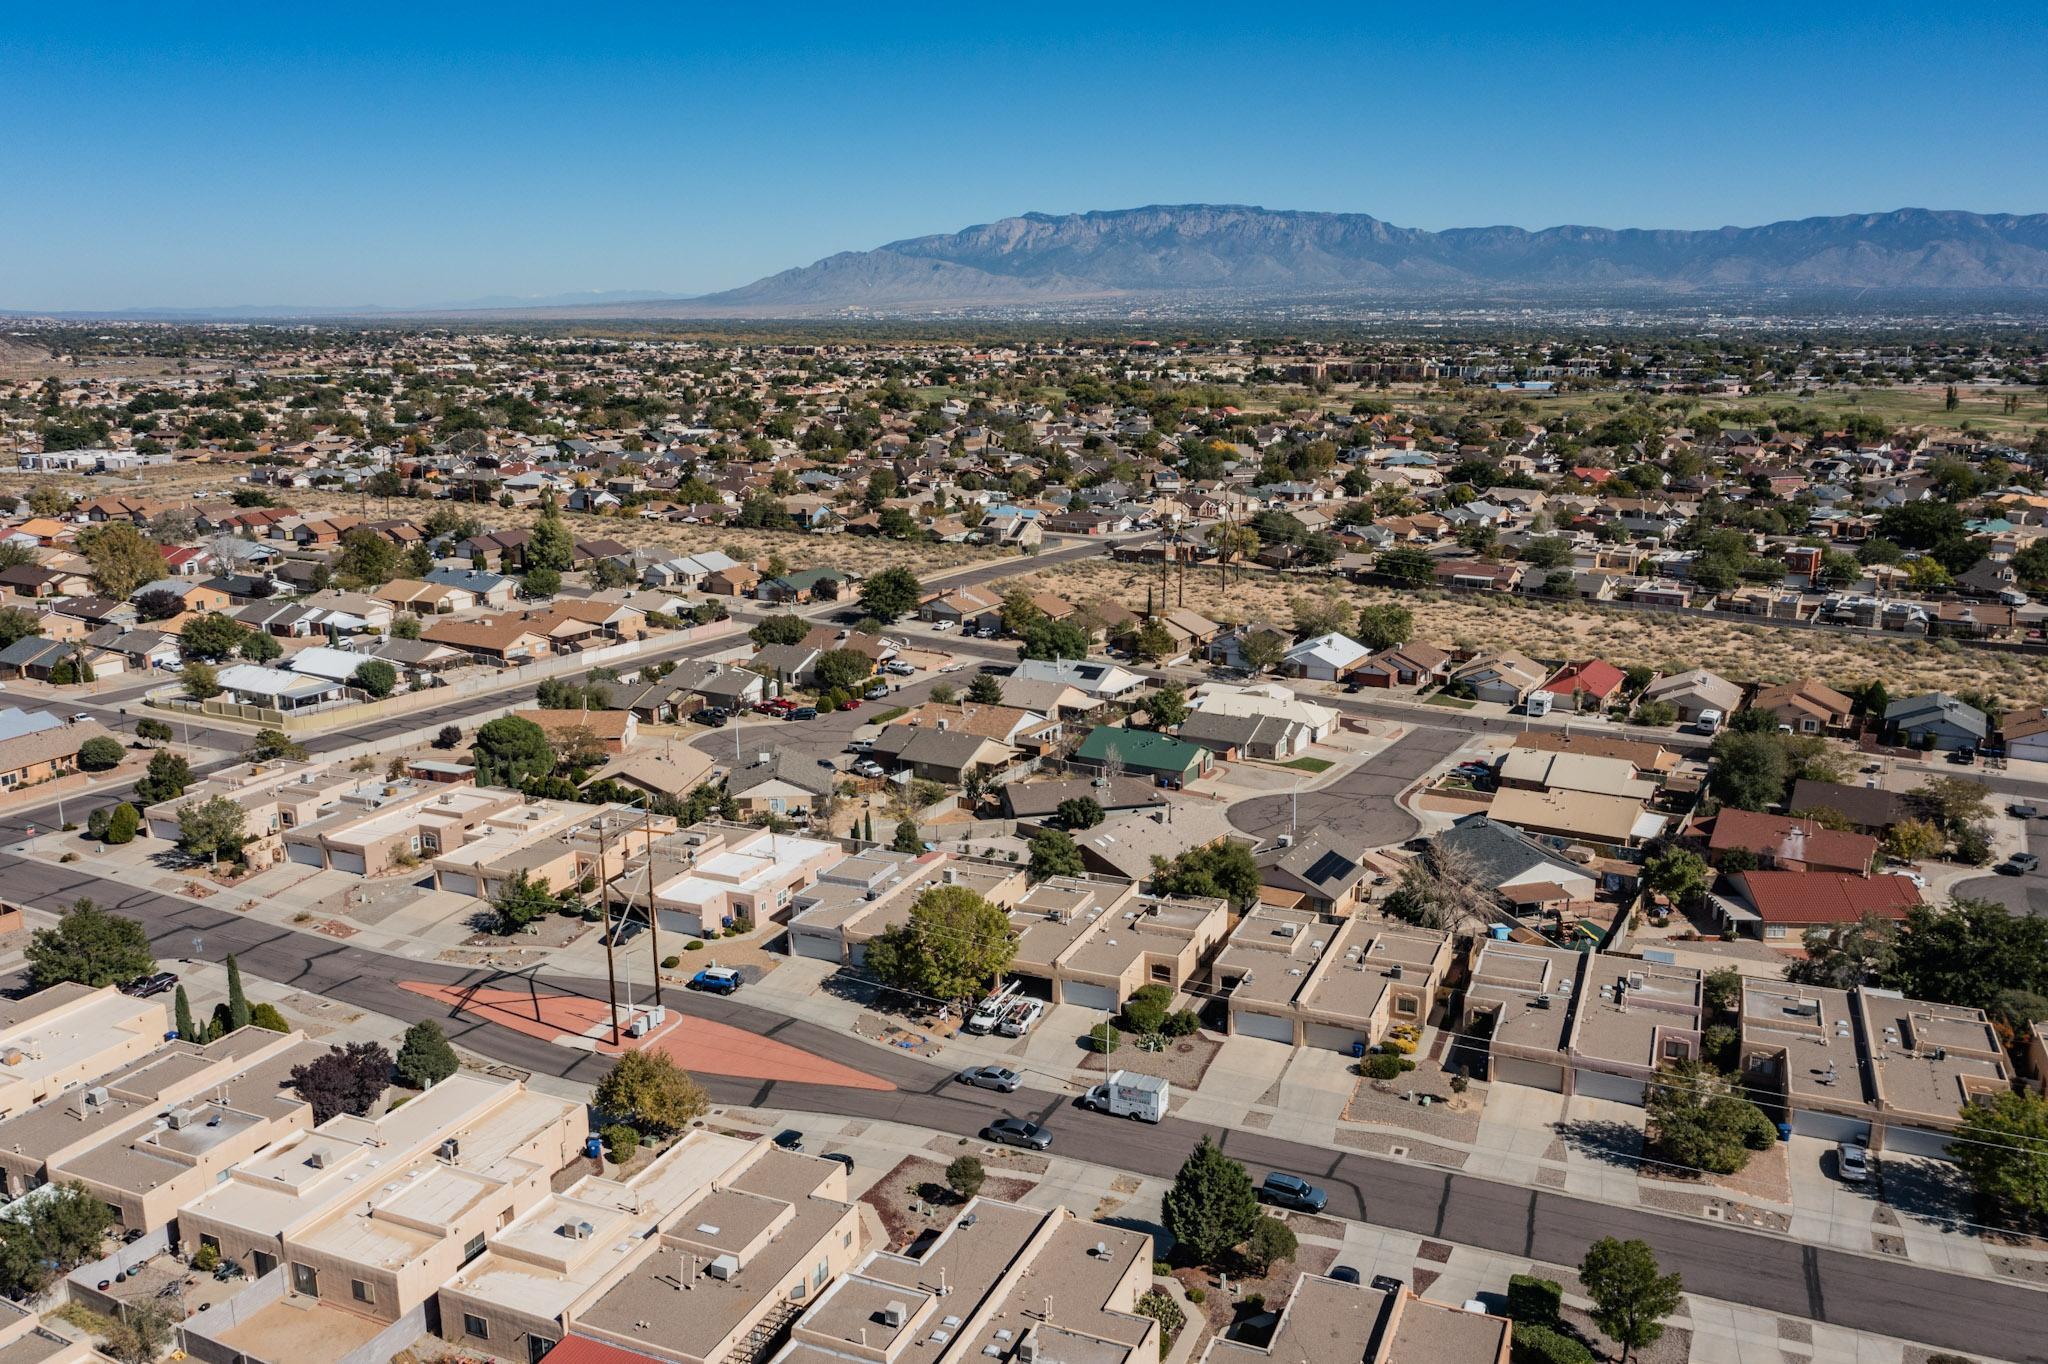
[[1210, 906, 1449, 1052], [610, 823, 843, 937], [0, 983, 172, 1120], [1002, 877, 1227, 1011], [1205, 1273, 1509, 1364], [1462, 942, 1702, 1103], [785, 852, 1028, 966]]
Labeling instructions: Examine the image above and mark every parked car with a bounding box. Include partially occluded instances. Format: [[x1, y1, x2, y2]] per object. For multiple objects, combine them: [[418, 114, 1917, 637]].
[[787, 706, 818, 721], [1836, 1143, 1871, 1184], [773, 1129, 805, 1152], [2004, 852, 2040, 875], [1328, 1266, 1360, 1285], [821, 1152, 855, 1172], [838, 699, 861, 711], [852, 760, 885, 779], [865, 684, 891, 700], [1369, 1274, 1404, 1293], [2009, 804, 2039, 819], [930, 620, 956, 632], [957, 1065, 1022, 1093], [981, 1118, 1051, 1150], [1951, 747, 1978, 765], [120, 971, 179, 999], [691, 707, 729, 726], [688, 967, 743, 995], [1257, 1171, 1328, 1212], [884, 661, 915, 676]]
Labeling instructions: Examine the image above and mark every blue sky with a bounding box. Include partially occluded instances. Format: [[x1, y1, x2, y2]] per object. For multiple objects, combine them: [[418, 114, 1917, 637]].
[[3, 3, 2044, 310]]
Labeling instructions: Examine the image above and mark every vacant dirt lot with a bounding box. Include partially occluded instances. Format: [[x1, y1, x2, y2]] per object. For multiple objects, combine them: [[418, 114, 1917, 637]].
[[1023, 559, 2047, 704]]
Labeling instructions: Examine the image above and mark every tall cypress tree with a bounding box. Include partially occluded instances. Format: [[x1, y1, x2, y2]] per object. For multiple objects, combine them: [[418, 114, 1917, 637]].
[[226, 954, 251, 1031], [173, 985, 197, 1041]]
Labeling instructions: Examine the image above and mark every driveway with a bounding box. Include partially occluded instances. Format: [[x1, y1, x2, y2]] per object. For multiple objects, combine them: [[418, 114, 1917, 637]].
[[1950, 819, 2048, 916], [1226, 725, 1469, 848]]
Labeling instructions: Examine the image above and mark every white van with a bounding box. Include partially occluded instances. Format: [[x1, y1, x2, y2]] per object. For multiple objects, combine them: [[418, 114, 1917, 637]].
[[1524, 692, 1554, 718], [1694, 708, 1724, 735]]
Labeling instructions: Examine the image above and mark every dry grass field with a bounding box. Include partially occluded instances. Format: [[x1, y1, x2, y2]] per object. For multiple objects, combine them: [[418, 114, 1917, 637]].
[[1022, 558, 2048, 705]]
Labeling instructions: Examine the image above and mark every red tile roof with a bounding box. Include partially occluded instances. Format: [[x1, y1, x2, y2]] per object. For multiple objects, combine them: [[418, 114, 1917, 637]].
[[538, 1339, 670, 1364], [1734, 870, 1920, 926], [1540, 658, 1627, 700], [1706, 809, 1878, 875]]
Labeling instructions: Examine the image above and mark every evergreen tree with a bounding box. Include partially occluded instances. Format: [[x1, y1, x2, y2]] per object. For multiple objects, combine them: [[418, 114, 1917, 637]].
[[1161, 1136, 1259, 1266], [396, 1020, 461, 1089], [173, 985, 196, 1041], [225, 954, 251, 1031]]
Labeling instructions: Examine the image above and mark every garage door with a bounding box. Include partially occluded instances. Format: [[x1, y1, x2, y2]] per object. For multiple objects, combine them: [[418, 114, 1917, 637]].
[[1233, 1010, 1295, 1045], [1880, 1125, 1955, 1160], [329, 850, 366, 875], [1492, 1056, 1565, 1093], [439, 871, 479, 898], [1061, 981, 1118, 1013], [1789, 1107, 1869, 1145], [286, 842, 325, 869], [1302, 1022, 1366, 1054], [788, 929, 844, 962], [1573, 1068, 1647, 1107]]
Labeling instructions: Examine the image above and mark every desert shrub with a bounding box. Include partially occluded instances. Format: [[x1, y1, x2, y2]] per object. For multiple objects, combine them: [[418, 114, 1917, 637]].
[[1361, 1053, 1416, 1080]]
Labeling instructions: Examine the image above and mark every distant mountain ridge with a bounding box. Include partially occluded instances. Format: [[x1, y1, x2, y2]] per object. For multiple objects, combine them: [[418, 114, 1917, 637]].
[[687, 204, 2048, 313]]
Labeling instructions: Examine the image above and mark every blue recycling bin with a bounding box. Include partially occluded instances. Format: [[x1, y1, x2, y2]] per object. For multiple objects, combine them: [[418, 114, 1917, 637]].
[[1351, 1040, 1366, 1060], [584, 1136, 605, 1160]]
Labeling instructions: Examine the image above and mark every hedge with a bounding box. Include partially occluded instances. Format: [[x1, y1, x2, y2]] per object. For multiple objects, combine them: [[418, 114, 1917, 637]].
[[1511, 1323, 1592, 1364], [1507, 1274, 1562, 1324]]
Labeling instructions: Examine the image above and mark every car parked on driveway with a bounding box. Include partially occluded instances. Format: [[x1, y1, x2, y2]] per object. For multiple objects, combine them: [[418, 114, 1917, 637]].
[[1836, 1142, 1871, 1183], [2004, 852, 2040, 875], [2009, 804, 2039, 819], [688, 967, 742, 995], [120, 971, 179, 999], [957, 1065, 1021, 1093], [1257, 1171, 1328, 1212], [865, 684, 891, 700], [981, 1118, 1051, 1150], [852, 759, 885, 778], [773, 1129, 805, 1152]]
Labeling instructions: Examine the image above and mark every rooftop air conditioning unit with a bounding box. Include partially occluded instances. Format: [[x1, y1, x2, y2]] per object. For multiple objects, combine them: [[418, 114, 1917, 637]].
[[307, 1151, 327, 1168], [706, 1254, 739, 1281], [167, 1108, 194, 1130], [1532, 995, 1552, 1010], [882, 1302, 908, 1328], [1626, 972, 1645, 989], [439, 1138, 460, 1160], [1387, 965, 1403, 980], [1276, 923, 1298, 939], [83, 1087, 109, 1109], [562, 1220, 590, 1240]]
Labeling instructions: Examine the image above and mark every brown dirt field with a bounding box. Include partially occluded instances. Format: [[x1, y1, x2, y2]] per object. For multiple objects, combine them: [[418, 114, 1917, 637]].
[[1021, 559, 2048, 705], [862, 1154, 1036, 1249]]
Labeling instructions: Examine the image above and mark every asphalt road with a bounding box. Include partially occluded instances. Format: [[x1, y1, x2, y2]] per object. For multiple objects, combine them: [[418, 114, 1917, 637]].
[[1951, 817, 2048, 916], [3, 850, 2042, 1362], [1225, 725, 1470, 848]]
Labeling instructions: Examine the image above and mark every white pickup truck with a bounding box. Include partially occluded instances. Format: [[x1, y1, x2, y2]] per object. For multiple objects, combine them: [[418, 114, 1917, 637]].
[[1080, 1070, 1170, 1123]]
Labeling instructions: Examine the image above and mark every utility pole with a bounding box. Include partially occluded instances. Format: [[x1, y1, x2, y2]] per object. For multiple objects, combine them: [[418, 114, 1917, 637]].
[[642, 805, 665, 1010], [597, 816, 621, 1045]]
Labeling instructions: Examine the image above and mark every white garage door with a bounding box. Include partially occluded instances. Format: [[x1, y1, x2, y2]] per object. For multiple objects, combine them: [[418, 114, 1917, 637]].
[[1880, 1125, 1955, 1160], [1573, 1068, 1647, 1107], [1302, 1022, 1366, 1054], [286, 842, 325, 869], [439, 871, 479, 898], [1790, 1107, 1868, 1145], [1492, 1056, 1565, 1093], [1233, 1009, 1295, 1045], [788, 929, 844, 962], [1061, 981, 1118, 1013], [329, 850, 366, 875]]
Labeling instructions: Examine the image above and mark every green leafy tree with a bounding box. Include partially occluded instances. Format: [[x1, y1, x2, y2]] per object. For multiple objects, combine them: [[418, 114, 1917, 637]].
[[1028, 828, 1085, 882], [1949, 1089, 2048, 1218], [967, 672, 1004, 705], [492, 870, 560, 934], [177, 795, 249, 867], [1019, 616, 1092, 661], [1240, 630, 1287, 674], [225, 953, 251, 1030], [76, 736, 124, 771], [335, 527, 402, 586], [134, 748, 192, 803], [1789, 913, 1900, 990], [0, 1182, 116, 1298], [1149, 841, 1262, 910], [178, 613, 251, 661], [1643, 846, 1710, 910], [1702, 968, 1743, 1016], [396, 1020, 461, 1088], [1645, 1061, 1776, 1174], [1161, 1136, 1260, 1267], [945, 1155, 986, 1201], [524, 565, 562, 597], [749, 614, 810, 646], [249, 1002, 289, 1032], [246, 728, 308, 760], [891, 818, 924, 853], [858, 566, 922, 623], [134, 717, 173, 744], [1290, 594, 1353, 641], [1578, 1238, 1683, 1364], [1056, 796, 1104, 830], [861, 883, 1017, 1005], [594, 1050, 708, 1135], [1883, 898, 2048, 1012], [1708, 730, 1793, 811], [473, 715, 554, 789], [1148, 681, 1189, 728], [26, 899, 155, 988], [814, 648, 873, 696], [352, 659, 398, 698], [1355, 603, 1414, 651], [240, 630, 283, 662], [181, 660, 222, 700], [78, 523, 166, 599], [528, 496, 575, 571], [1238, 1215, 1299, 1275]]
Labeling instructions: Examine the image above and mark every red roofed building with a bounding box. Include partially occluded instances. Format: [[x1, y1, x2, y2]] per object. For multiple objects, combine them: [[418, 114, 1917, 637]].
[[1533, 658, 1627, 713], [1705, 810, 1878, 875], [1727, 869, 1920, 942], [532, 1339, 668, 1364]]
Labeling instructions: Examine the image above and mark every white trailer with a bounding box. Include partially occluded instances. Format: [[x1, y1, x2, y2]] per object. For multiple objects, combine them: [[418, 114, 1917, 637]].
[[1081, 1070, 1170, 1123]]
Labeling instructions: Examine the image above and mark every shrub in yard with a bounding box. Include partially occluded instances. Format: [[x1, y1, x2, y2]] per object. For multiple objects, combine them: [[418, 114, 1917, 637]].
[[945, 1155, 985, 1201], [1510, 1323, 1592, 1364], [662, 955, 681, 969], [191, 1242, 220, 1272], [1153, 1260, 1171, 1277], [1236, 1215, 1299, 1275], [1121, 983, 1174, 1034], [603, 1123, 640, 1163], [1134, 1289, 1185, 1353], [1162, 1008, 1200, 1038], [1089, 1022, 1121, 1054], [1360, 1053, 1416, 1080], [1186, 1286, 1206, 1305], [685, 940, 704, 951], [1507, 1274, 1563, 1324]]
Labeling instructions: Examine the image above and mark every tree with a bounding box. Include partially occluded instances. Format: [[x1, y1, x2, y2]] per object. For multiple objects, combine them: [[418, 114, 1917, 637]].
[[173, 985, 197, 1041], [861, 883, 1017, 1005], [134, 587, 185, 621], [1643, 846, 1710, 910], [1578, 1238, 1683, 1364], [492, 870, 560, 933], [1521, 536, 1575, 570], [1134, 1290, 1186, 1347], [26, 899, 154, 988], [1702, 968, 1743, 1016], [1240, 630, 1287, 675], [1790, 912, 1900, 989], [335, 527, 402, 586], [178, 612, 250, 661], [1949, 1089, 2048, 1219], [524, 565, 562, 597], [1355, 603, 1414, 651], [181, 660, 222, 700], [594, 1049, 708, 1134], [859, 566, 922, 623], [1377, 546, 1436, 586], [1028, 828, 1086, 882], [1149, 842, 1262, 910], [750, 614, 810, 646], [1818, 551, 1862, 589], [1161, 1136, 1260, 1266], [352, 659, 398, 698], [290, 1042, 392, 1123], [78, 523, 166, 598], [1290, 594, 1353, 641], [1384, 841, 1497, 935], [0, 607, 38, 651], [1883, 898, 2048, 1012], [891, 818, 924, 853], [1884, 818, 1945, 863], [529, 496, 575, 572], [473, 715, 555, 789], [1708, 730, 1793, 811], [1133, 618, 1176, 663], [226, 953, 251, 1031], [435, 724, 463, 749], [246, 728, 308, 760], [390, 613, 423, 640], [134, 748, 192, 803], [815, 648, 873, 696], [967, 672, 1004, 705], [1148, 680, 1189, 728], [1019, 616, 1091, 661], [396, 1020, 461, 1089], [1056, 796, 1105, 830], [77, 735, 124, 771], [945, 1155, 986, 1201], [1645, 1061, 1776, 1174], [177, 794, 249, 866], [240, 629, 283, 662], [1911, 775, 1993, 834], [1238, 1214, 1299, 1275], [0, 1182, 116, 1298]]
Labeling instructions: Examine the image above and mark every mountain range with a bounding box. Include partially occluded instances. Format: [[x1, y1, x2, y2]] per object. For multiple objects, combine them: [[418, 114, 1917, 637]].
[[675, 204, 2048, 315]]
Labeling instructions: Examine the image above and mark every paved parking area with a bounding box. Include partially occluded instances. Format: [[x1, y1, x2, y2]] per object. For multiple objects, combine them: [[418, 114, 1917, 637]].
[[1227, 723, 1470, 847]]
